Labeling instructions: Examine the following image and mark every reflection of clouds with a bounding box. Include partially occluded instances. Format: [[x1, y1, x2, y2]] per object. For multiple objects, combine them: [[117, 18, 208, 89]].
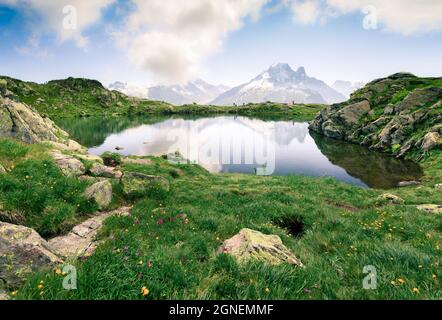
[[88, 116, 366, 186]]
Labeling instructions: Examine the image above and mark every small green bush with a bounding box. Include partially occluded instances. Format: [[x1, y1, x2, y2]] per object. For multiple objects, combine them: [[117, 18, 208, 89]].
[[101, 152, 122, 167]]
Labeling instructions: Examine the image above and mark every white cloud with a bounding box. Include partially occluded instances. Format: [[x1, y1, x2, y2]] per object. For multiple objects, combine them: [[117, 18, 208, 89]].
[[291, 0, 321, 25], [15, 32, 50, 58], [289, 0, 442, 35], [0, 0, 114, 47], [123, 0, 271, 84]]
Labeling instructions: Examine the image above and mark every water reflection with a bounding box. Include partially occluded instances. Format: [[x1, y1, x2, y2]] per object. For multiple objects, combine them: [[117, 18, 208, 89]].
[[57, 116, 423, 188]]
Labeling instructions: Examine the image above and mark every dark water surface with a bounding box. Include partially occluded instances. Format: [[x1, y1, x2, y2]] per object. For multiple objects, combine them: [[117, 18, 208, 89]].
[[56, 115, 423, 189]]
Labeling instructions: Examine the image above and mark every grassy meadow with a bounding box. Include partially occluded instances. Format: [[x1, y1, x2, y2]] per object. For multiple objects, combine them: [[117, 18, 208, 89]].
[[1, 137, 440, 300]]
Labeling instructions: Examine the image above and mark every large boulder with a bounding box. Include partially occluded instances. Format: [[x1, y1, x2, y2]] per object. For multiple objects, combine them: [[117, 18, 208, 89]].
[[84, 180, 113, 210], [218, 228, 304, 267], [0, 96, 69, 144], [0, 222, 63, 288], [50, 150, 86, 176], [336, 100, 371, 127], [120, 172, 170, 198]]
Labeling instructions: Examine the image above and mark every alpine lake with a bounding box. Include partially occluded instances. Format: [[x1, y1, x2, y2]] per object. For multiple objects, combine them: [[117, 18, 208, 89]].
[[56, 115, 423, 189]]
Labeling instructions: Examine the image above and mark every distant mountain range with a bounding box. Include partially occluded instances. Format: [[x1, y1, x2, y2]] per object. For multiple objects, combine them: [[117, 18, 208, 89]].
[[211, 63, 345, 105], [108, 79, 229, 105], [109, 63, 356, 105]]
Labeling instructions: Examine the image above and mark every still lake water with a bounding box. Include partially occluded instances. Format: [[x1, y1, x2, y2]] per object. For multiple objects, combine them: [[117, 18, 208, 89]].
[[56, 115, 423, 189]]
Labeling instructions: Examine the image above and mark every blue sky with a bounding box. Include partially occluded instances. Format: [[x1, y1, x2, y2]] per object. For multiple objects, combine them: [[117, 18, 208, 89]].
[[0, 0, 441, 87]]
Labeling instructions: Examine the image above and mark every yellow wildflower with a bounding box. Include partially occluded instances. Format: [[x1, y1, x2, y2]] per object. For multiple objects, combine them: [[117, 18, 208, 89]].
[[432, 274, 437, 280], [397, 278, 405, 285], [141, 286, 150, 297], [412, 288, 419, 294], [54, 268, 62, 275], [264, 288, 270, 293]]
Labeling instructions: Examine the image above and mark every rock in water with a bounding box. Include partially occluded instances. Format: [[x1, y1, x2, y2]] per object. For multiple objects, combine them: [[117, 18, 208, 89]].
[[84, 180, 113, 210], [218, 228, 304, 267], [120, 172, 170, 198], [416, 204, 442, 214], [50, 150, 86, 176], [0, 222, 63, 288]]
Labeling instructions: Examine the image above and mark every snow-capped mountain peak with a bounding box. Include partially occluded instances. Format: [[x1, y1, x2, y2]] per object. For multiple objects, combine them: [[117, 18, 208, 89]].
[[211, 63, 345, 106], [109, 79, 230, 105]]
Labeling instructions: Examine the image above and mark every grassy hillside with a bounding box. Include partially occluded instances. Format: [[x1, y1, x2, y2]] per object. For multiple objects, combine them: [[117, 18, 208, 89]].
[[0, 139, 438, 300], [0, 76, 324, 120]]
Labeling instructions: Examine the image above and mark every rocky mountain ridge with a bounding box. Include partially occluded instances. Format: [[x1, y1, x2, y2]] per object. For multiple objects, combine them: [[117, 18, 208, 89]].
[[310, 73, 442, 158]]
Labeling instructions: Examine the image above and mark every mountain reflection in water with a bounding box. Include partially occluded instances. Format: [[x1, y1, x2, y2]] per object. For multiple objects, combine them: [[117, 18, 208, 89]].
[[57, 116, 423, 188]]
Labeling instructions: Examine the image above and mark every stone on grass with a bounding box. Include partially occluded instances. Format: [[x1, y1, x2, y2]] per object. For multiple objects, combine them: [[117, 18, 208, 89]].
[[75, 154, 104, 164], [121, 172, 170, 198], [397, 181, 421, 187], [50, 150, 85, 176], [89, 162, 122, 179], [46, 140, 87, 154], [48, 207, 131, 258], [0, 290, 9, 300], [378, 193, 405, 205], [416, 204, 442, 214], [84, 180, 113, 210], [218, 228, 304, 267], [0, 222, 63, 288], [421, 132, 440, 151], [0, 163, 6, 174]]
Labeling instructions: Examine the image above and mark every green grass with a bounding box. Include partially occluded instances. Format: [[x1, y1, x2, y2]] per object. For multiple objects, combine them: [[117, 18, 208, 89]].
[[0, 139, 98, 237], [9, 150, 442, 300]]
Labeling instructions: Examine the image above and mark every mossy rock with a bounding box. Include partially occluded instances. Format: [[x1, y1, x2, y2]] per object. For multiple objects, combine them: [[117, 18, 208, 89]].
[[218, 228, 304, 267], [120, 172, 170, 199]]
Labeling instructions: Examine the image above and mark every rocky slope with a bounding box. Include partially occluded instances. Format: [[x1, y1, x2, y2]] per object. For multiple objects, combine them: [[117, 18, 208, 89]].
[[0, 85, 82, 147], [310, 73, 442, 158]]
